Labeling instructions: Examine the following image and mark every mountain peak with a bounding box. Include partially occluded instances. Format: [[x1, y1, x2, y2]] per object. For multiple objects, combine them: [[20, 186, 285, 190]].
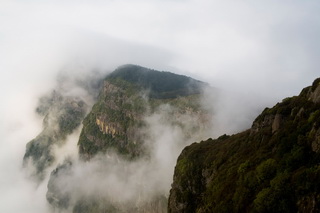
[[107, 64, 207, 99]]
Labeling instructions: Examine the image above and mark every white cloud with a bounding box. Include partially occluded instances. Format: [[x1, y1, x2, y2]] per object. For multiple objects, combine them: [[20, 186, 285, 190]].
[[1, 0, 320, 212]]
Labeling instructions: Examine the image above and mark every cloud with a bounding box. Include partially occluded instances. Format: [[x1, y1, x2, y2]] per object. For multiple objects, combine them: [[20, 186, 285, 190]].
[[1, 0, 319, 96], [45, 102, 210, 212], [1, 0, 320, 212]]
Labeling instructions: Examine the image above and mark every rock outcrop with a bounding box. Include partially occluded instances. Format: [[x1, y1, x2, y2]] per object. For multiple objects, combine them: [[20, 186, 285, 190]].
[[23, 70, 103, 181], [46, 65, 211, 213]]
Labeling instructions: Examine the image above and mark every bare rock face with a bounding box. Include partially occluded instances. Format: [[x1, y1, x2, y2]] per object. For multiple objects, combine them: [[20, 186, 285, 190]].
[[300, 78, 320, 104], [77, 79, 149, 161], [168, 78, 320, 213], [251, 113, 274, 135], [310, 80, 320, 104], [272, 113, 282, 133]]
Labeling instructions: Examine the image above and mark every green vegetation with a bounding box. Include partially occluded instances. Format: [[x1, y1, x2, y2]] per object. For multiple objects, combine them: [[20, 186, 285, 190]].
[[169, 78, 320, 213], [78, 65, 208, 160], [42, 65, 209, 212], [77, 77, 148, 160], [70, 65, 210, 212], [107, 64, 207, 99]]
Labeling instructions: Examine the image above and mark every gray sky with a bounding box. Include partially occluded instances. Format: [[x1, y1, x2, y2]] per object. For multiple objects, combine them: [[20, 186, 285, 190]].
[[0, 1, 320, 212], [1, 0, 320, 100]]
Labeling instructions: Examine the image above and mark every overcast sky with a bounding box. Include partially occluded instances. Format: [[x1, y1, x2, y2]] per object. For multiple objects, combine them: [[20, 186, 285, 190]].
[[0, 1, 320, 212], [1, 0, 320, 99]]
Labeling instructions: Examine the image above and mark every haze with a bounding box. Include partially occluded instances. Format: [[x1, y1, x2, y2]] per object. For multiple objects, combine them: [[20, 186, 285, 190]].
[[1, 0, 320, 212]]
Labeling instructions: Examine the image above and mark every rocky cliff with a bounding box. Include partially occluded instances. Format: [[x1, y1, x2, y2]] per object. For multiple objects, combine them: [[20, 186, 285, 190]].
[[23, 70, 103, 181], [168, 78, 320, 213], [23, 91, 88, 180], [77, 65, 207, 161], [46, 65, 211, 213]]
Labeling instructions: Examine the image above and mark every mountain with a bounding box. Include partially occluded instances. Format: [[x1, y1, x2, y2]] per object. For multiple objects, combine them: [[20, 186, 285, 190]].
[[43, 65, 211, 212], [107, 65, 206, 99], [23, 91, 88, 180], [168, 78, 320, 213], [77, 65, 207, 161], [23, 70, 103, 181]]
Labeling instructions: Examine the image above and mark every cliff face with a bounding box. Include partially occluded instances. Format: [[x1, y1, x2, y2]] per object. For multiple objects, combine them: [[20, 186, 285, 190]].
[[168, 78, 320, 213], [23, 91, 87, 180], [77, 79, 147, 160], [46, 65, 211, 212], [77, 65, 209, 160], [23, 70, 103, 181]]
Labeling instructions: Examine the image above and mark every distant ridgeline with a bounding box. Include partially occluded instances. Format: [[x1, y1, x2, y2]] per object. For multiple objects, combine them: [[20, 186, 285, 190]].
[[107, 65, 206, 99], [168, 78, 320, 213], [31, 65, 211, 212]]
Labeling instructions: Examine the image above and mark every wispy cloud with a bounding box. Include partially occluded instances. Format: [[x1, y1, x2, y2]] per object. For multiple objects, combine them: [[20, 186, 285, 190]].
[[1, 0, 320, 212]]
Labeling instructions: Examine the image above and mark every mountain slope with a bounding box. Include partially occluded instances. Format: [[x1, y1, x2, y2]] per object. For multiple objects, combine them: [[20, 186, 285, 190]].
[[168, 78, 320, 213], [23, 91, 87, 180], [22, 71, 103, 181], [77, 65, 208, 161], [46, 65, 211, 213], [107, 64, 206, 99]]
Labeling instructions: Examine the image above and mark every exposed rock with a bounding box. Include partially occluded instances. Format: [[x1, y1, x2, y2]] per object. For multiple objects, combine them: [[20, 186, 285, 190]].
[[297, 107, 305, 118], [96, 117, 121, 137], [310, 80, 320, 104], [250, 113, 274, 135], [272, 113, 282, 133], [47, 65, 211, 213]]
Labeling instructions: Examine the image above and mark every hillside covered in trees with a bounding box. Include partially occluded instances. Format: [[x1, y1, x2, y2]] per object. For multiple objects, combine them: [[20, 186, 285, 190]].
[[169, 78, 320, 213]]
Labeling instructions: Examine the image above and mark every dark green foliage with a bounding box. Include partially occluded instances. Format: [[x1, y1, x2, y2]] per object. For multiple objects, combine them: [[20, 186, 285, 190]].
[[74, 65, 209, 212], [23, 134, 54, 177], [107, 64, 207, 99], [256, 158, 277, 183], [58, 101, 86, 135], [169, 78, 320, 213], [78, 65, 208, 160]]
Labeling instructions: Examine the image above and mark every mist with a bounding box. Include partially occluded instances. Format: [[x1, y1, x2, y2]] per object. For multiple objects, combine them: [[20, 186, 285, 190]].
[[46, 105, 206, 212], [1, 0, 320, 212]]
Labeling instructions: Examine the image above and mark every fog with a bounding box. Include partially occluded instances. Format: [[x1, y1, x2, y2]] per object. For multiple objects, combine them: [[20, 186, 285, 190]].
[[46, 105, 207, 212], [1, 0, 320, 212]]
